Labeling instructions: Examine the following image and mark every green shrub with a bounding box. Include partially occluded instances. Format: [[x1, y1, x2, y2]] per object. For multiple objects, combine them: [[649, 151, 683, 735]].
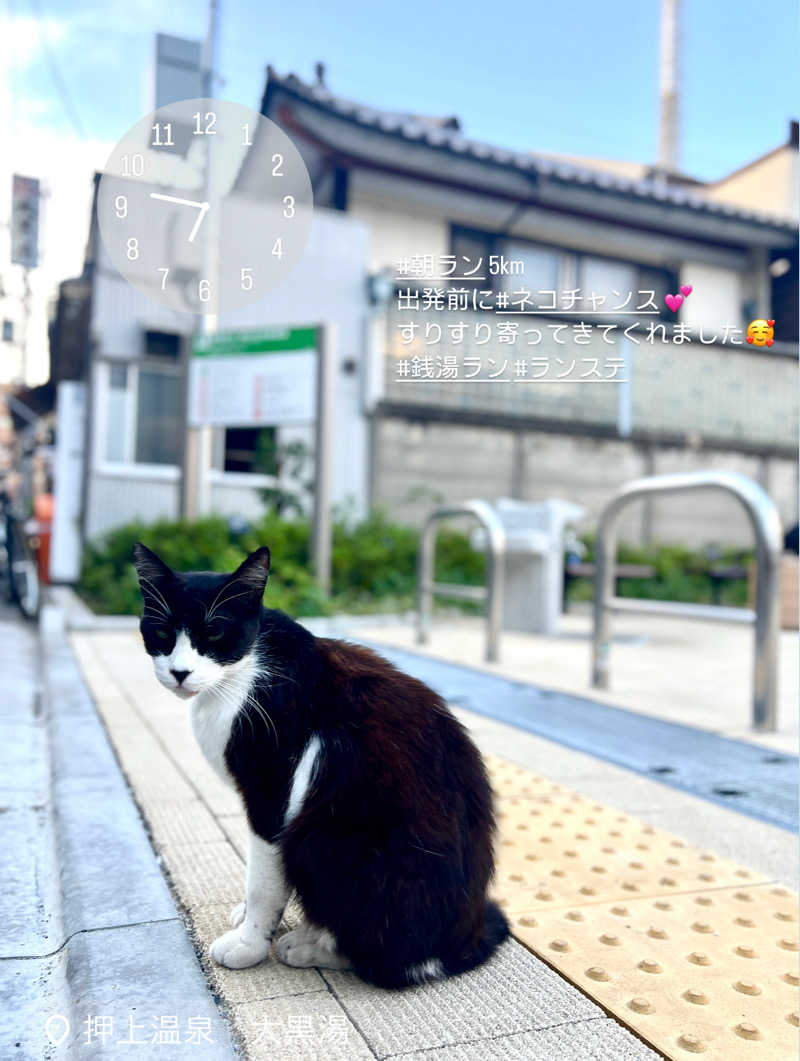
[[78, 511, 751, 618], [77, 509, 487, 617], [567, 533, 752, 608]]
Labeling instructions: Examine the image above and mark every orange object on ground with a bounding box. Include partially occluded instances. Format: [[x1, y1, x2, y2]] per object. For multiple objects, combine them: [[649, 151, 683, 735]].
[[34, 494, 53, 584]]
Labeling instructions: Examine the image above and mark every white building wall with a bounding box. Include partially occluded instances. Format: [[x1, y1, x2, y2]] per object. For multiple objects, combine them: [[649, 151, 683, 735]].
[[223, 208, 372, 518], [348, 191, 449, 274], [678, 263, 742, 330]]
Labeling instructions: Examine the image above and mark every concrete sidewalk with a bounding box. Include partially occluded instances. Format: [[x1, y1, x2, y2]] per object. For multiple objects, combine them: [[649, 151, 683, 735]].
[[71, 627, 663, 1060]]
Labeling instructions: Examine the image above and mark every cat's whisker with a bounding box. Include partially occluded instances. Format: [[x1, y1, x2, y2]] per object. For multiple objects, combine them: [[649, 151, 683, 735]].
[[204, 576, 247, 621], [141, 591, 168, 614], [215, 682, 258, 742], [142, 601, 169, 619], [244, 693, 279, 748], [215, 677, 269, 745], [255, 653, 296, 687], [207, 589, 257, 622], [138, 576, 171, 615]]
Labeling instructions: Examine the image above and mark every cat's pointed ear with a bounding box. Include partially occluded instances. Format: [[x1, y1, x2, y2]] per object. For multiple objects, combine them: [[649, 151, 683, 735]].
[[231, 546, 271, 597], [132, 543, 174, 586]]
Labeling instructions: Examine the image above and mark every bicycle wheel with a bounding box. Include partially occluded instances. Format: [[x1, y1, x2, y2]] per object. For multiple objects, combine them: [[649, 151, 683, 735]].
[[7, 517, 40, 620]]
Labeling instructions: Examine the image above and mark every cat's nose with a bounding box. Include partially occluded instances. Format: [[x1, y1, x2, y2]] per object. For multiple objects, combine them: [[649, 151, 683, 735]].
[[170, 668, 191, 685]]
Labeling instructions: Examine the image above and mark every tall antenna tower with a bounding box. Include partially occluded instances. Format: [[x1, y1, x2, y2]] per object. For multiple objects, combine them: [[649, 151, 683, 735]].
[[658, 0, 682, 173]]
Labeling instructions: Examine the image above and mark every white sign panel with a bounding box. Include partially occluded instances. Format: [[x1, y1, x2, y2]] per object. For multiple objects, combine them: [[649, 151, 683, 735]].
[[188, 328, 316, 427]]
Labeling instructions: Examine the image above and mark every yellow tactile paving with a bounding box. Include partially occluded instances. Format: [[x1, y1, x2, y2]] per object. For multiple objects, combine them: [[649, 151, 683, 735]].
[[487, 755, 799, 1060], [512, 887, 798, 1060], [494, 792, 764, 910]]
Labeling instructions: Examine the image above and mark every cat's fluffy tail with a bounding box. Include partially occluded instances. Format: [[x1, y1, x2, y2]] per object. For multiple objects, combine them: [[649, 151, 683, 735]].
[[406, 899, 510, 986]]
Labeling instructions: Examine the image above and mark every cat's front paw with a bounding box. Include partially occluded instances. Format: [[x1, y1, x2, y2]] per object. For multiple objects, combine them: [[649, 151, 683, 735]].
[[275, 927, 319, 967], [210, 928, 271, 969], [229, 901, 246, 928]]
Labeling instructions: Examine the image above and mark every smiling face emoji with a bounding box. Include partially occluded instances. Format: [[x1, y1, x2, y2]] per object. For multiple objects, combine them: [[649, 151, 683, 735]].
[[746, 319, 775, 346]]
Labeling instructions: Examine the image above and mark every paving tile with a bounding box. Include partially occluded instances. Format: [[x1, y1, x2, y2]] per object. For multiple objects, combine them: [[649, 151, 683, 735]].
[[161, 840, 245, 907], [201, 782, 245, 818], [109, 728, 199, 803], [234, 993, 375, 1060], [142, 798, 229, 848], [322, 939, 600, 1058], [188, 904, 325, 1003], [217, 814, 248, 858], [387, 1016, 662, 1060]]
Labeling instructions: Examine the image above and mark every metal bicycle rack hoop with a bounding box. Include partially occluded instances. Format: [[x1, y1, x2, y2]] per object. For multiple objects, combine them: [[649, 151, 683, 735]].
[[416, 500, 507, 663], [591, 470, 783, 732]]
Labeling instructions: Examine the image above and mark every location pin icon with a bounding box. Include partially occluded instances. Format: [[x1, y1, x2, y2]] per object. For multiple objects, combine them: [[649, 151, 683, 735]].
[[45, 1015, 70, 1046]]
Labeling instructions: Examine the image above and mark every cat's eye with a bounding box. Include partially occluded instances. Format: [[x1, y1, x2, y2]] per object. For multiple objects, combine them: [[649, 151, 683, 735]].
[[155, 629, 171, 640], [206, 629, 226, 642]]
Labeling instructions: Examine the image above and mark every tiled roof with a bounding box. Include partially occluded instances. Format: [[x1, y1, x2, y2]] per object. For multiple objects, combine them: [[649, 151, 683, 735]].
[[264, 69, 796, 232]]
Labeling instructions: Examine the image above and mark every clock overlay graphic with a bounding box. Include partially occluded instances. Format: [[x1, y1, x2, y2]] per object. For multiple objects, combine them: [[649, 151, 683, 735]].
[[97, 98, 313, 315]]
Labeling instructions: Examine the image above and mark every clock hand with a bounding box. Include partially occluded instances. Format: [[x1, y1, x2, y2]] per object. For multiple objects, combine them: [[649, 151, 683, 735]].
[[149, 193, 210, 243], [187, 201, 210, 244], [150, 192, 207, 209]]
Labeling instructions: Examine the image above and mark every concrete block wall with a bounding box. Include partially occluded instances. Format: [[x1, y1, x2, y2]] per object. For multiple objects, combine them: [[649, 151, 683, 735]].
[[371, 417, 798, 548], [385, 306, 798, 452]]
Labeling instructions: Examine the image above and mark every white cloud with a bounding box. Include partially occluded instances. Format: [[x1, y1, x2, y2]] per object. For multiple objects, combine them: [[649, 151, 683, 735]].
[[0, 11, 113, 383], [2, 12, 67, 71]]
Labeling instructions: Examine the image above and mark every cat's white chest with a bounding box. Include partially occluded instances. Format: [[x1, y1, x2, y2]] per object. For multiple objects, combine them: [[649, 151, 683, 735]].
[[188, 651, 260, 784], [190, 687, 242, 785]]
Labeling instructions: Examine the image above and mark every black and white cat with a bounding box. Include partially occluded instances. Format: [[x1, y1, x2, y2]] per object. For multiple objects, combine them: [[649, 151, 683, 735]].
[[133, 542, 509, 989]]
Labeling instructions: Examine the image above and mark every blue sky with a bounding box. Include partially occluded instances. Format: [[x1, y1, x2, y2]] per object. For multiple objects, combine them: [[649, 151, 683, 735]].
[[7, 0, 798, 181]]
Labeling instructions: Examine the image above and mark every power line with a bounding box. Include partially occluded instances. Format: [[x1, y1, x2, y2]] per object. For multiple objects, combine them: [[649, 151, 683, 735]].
[[28, 0, 87, 139]]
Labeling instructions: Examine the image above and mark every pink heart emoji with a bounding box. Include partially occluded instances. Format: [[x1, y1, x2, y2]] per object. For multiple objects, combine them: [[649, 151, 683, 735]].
[[680, 284, 693, 297], [664, 293, 683, 312]]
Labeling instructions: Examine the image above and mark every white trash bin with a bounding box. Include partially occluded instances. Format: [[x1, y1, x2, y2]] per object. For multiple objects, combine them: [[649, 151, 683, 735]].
[[472, 498, 585, 635]]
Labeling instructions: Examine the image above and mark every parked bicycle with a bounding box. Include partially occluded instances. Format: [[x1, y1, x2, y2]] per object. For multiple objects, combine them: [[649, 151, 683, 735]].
[[0, 475, 41, 620]]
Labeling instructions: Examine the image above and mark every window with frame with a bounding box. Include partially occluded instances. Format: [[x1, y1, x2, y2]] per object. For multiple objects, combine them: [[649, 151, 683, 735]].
[[578, 255, 637, 312], [135, 368, 183, 463], [450, 226, 496, 288], [223, 427, 277, 474], [104, 360, 182, 466], [505, 241, 561, 297], [450, 224, 678, 319], [144, 329, 181, 359]]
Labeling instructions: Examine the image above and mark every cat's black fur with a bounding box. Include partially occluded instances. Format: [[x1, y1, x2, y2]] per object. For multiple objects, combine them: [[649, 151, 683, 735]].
[[133, 542, 509, 989]]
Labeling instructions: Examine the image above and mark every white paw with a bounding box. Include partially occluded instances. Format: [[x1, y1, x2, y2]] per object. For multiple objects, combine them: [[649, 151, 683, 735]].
[[275, 930, 321, 968], [275, 927, 350, 970], [210, 928, 271, 969], [229, 901, 246, 928]]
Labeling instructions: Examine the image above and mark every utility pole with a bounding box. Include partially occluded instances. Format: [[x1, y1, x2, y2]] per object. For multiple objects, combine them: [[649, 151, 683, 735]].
[[658, 0, 682, 173], [182, 0, 220, 518]]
